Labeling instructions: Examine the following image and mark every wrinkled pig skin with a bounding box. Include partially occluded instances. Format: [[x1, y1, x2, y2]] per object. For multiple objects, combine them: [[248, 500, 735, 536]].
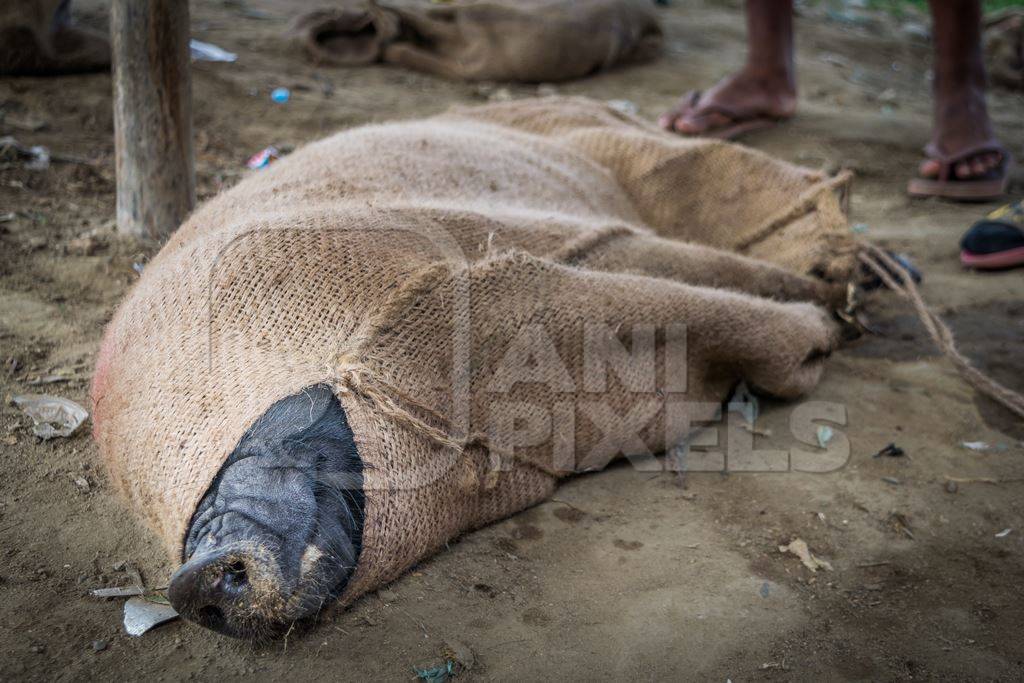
[[167, 385, 365, 639]]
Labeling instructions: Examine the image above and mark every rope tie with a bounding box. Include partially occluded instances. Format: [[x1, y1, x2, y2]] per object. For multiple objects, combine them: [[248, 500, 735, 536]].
[[737, 170, 854, 252], [857, 241, 1024, 419], [333, 360, 562, 491]]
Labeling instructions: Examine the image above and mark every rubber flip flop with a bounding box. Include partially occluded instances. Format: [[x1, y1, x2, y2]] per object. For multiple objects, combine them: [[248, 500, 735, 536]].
[[960, 201, 1024, 270], [907, 141, 1012, 201], [662, 90, 784, 141]]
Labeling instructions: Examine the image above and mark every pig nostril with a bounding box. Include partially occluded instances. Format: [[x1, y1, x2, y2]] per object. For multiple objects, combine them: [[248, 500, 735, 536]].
[[224, 560, 248, 589], [197, 605, 226, 630]]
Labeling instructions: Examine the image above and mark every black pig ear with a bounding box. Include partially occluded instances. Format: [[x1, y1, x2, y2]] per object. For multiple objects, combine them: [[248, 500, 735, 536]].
[[236, 384, 341, 448], [224, 383, 361, 479], [183, 384, 363, 562]]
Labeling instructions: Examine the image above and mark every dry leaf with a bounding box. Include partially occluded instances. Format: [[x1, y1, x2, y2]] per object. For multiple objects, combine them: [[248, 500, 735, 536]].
[[779, 538, 833, 572]]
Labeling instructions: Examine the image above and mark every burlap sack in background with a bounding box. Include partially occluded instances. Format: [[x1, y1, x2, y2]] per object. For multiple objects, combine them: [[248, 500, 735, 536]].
[[0, 0, 109, 76], [985, 9, 1023, 91], [92, 97, 856, 605], [291, 0, 663, 82]]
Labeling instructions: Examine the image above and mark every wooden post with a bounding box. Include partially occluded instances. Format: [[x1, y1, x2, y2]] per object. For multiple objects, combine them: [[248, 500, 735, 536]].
[[111, 0, 195, 241]]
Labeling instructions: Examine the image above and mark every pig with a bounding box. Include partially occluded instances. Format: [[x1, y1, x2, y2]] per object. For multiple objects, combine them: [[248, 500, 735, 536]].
[[93, 98, 855, 640], [168, 386, 364, 639]]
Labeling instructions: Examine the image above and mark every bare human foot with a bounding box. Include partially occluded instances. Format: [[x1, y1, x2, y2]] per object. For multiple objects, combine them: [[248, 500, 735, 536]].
[[660, 0, 797, 137], [913, 0, 1006, 189]]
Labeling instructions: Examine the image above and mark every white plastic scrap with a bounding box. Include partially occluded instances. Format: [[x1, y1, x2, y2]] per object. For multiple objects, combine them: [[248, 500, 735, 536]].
[[961, 441, 991, 451], [190, 39, 237, 62], [12, 394, 88, 439], [91, 586, 145, 598], [606, 99, 639, 115], [995, 528, 1013, 538], [0, 136, 50, 170], [816, 425, 834, 448], [123, 597, 179, 636], [23, 145, 49, 170], [728, 381, 759, 423]]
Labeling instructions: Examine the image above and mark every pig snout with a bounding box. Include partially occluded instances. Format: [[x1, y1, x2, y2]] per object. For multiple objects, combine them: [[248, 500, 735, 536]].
[[169, 385, 365, 639], [168, 544, 279, 637]]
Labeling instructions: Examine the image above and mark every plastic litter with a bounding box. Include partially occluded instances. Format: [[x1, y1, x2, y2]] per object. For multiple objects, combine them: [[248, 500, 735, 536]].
[[123, 597, 179, 636], [12, 394, 88, 439], [189, 39, 237, 63], [271, 87, 291, 103], [862, 251, 921, 291], [0, 136, 50, 171], [413, 660, 454, 683], [961, 441, 990, 451], [91, 586, 145, 598], [816, 425, 834, 448], [607, 99, 638, 115], [995, 528, 1013, 538], [246, 145, 281, 170], [728, 381, 759, 423]]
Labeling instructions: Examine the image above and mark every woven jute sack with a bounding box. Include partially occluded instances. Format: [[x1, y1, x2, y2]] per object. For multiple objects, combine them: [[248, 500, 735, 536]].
[[291, 0, 663, 82], [92, 97, 857, 605], [0, 0, 110, 76]]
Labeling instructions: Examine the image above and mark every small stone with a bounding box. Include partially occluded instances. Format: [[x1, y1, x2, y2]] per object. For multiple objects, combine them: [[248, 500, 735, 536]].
[[901, 21, 929, 40], [67, 235, 103, 256], [877, 88, 898, 104], [91, 640, 108, 652], [488, 87, 512, 103], [30, 644, 45, 654], [444, 639, 476, 671], [945, 481, 958, 494]]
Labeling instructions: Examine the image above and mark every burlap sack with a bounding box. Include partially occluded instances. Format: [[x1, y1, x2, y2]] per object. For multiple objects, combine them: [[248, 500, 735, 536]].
[[0, 0, 109, 76], [291, 0, 663, 82], [985, 9, 1023, 91], [92, 97, 856, 606]]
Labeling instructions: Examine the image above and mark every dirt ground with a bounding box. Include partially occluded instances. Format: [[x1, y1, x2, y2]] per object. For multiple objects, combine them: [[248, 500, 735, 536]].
[[2, 0, 1023, 680]]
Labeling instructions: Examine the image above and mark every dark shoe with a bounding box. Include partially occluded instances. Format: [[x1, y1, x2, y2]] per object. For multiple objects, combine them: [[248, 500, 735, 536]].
[[960, 201, 1024, 270]]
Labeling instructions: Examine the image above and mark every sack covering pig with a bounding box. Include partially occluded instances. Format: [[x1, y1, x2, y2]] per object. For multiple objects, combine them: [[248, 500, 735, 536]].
[[92, 97, 858, 638]]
